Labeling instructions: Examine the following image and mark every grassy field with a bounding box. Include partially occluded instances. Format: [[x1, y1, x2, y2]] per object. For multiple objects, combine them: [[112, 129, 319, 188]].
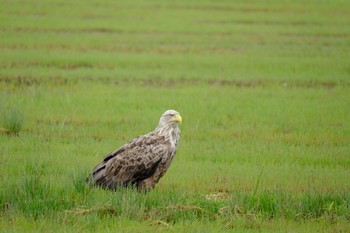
[[1, 0, 350, 232]]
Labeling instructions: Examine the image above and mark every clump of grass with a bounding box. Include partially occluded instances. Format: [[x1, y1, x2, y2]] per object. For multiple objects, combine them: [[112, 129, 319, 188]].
[[1, 108, 24, 135], [65, 205, 117, 216], [148, 204, 209, 223], [229, 190, 350, 220], [72, 170, 91, 200], [14, 176, 71, 220]]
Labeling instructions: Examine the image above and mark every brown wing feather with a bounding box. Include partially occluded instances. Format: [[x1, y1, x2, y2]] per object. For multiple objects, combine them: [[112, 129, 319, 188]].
[[89, 133, 169, 190]]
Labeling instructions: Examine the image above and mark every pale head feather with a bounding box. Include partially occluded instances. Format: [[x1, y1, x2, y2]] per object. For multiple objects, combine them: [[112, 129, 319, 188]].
[[154, 110, 181, 150]]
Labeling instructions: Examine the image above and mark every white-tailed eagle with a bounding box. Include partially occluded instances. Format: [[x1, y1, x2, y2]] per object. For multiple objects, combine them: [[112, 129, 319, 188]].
[[87, 110, 182, 191]]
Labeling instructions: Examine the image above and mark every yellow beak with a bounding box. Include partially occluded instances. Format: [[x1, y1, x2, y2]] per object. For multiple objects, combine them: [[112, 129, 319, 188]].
[[173, 114, 182, 124]]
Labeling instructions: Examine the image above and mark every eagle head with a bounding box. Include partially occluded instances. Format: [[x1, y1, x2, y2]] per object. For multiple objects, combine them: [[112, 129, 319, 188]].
[[160, 110, 182, 125], [155, 109, 182, 140]]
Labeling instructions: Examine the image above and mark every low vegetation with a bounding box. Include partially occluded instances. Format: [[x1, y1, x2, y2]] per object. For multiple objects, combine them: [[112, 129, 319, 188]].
[[1, 0, 349, 232], [0, 107, 24, 135]]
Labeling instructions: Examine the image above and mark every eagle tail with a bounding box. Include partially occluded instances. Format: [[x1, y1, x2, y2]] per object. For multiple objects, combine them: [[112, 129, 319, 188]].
[[86, 162, 110, 187]]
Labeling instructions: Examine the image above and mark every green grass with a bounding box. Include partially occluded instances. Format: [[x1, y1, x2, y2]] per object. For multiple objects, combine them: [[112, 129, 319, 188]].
[[0, 107, 24, 135], [1, 0, 350, 232]]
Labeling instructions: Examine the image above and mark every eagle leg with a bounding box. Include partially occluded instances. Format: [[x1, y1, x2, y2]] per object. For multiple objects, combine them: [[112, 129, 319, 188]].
[[136, 177, 156, 192]]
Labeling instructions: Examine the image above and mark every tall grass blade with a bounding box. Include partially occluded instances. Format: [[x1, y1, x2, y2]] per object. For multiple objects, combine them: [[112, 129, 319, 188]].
[[1, 108, 24, 135]]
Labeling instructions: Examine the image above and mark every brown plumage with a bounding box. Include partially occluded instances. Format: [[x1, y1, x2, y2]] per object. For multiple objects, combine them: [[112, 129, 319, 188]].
[[87, 110, 182, 191]]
